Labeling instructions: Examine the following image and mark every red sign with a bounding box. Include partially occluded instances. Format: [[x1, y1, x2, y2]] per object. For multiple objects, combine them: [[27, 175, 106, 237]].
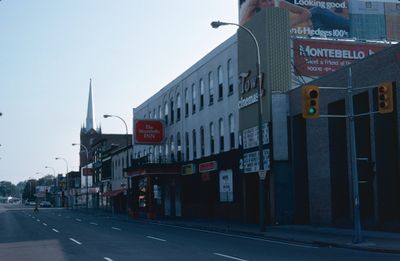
[[199, 161, 218, 173], [293, 39, 388, 77], [134, 119, 164, 144]]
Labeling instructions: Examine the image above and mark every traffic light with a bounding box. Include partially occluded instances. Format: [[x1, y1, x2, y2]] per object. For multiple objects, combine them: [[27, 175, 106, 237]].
[[302, 85, 320, 119], [377, 82, 394, 114]]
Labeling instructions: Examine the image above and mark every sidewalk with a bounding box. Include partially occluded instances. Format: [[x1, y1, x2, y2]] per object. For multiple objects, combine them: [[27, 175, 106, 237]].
[[147, 218, 400, 254], [74, 209, 400, 254]]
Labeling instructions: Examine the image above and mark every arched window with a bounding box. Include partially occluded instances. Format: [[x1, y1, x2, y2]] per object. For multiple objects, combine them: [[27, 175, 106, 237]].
[[228, 59, 234, 95], [170, 135, 175, 161], [219, 118, 224, 152], [177, 132, 182, 162], [229, 114, 235, 149], [192, 83, 196, 114], [164, 102, 168, 124], [199, 79, 204, 110], [185, 132, 190, 161], [218, 66, 223, 100], [200, 126, 205, 157], [177, 94, 181, 121], [192, 129, 197, 159], [185, 88, 189, 117], [210, 122, 215, 154], [208, 72, 214, 105]]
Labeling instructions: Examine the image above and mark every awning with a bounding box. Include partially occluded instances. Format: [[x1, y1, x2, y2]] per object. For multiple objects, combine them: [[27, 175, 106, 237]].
[[102, 188, 126, 197]]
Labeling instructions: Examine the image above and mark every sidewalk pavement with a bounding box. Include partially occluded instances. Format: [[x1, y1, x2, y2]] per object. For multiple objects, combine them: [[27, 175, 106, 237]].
[[76, 209, 400, 254]]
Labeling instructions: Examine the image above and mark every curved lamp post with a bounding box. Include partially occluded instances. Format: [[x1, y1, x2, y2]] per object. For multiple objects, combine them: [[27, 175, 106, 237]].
[[103, 114, 131, 217], [72, 143, 89, 210], [211, 20, 266, 232]]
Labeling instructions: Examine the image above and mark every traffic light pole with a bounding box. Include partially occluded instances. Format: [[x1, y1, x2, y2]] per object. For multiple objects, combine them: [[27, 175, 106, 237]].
[[345, 68, 363, 244]]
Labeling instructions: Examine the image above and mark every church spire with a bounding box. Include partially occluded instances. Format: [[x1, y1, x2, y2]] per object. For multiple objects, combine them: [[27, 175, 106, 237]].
[[85, 78, 96, 132]]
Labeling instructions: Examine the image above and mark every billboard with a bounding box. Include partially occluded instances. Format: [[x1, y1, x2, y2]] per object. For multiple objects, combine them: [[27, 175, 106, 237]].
[[293, 38, 388, 77], [134, 119, 164, 145], [239, 0, 400, 41]]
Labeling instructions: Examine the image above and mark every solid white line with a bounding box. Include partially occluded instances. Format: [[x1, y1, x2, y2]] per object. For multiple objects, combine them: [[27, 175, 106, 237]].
[[69, 238, 82, 245], [43, 223, 47, 226], [213, 253, 248, 261], [90, 222, 98, 226], [154, 223, 319, 249], [146, 236, 166, 242], [112, 227, 121, 231], [104, 257, 114, 261], [76, 218, 82, 222], [52, 228, 59, 233]]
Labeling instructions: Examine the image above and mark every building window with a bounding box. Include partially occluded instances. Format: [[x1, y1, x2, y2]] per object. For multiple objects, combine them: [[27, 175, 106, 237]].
[[228, 59, 234, 95], [170, 135, 175, 162], [185, 88, 189, 117], [165, 138, 169, 160], [200, 126, 205, 157], [210, 122, 215, 154], [164, 102, 168, 125], [177, 132, 182, 162], [170, 99, 174, 124], [208, 72, 214, 105], [218, 66, 223, 100], [229, 114, 235, 149], [185, 132, 190, 161], [192, 129, 197, 159], [158, 106, 162, 119], [219, 118, 224, 152], [177, 94, 181, 122], [192, 83, 196, 114], [199, 79, 204, 110], [149, 111, 152, 119]]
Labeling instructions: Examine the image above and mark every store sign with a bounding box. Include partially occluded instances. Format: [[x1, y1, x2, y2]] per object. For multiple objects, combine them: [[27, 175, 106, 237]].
[[199, 161, 218, 173], [293, 39, 387, 77], [181, 164, 196, 175], [219, 170, 233, 202], [239, 149, 270, 173], [134, 119, 164, 144], [82, 167, 94, 176], [242, 123, 269, 150], [238, 71, 264, 110]]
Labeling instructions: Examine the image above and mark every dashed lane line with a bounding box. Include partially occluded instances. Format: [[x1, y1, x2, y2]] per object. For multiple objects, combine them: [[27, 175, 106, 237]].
[[43, 223, 47, 226], [146, 236, 166, 242], [104, 257, 113, 261], [76, 218, 82, 222], [69, 238, 82, 245], [90, 222, 98, 226], [112, 227, 121, 231], [213, 253, 248, 261], [52, 228, 59, 233]]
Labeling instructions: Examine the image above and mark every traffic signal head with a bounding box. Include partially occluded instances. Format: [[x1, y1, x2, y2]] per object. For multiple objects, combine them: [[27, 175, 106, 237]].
[[377, 82, 394, 114], [302, 85, 320, 119]]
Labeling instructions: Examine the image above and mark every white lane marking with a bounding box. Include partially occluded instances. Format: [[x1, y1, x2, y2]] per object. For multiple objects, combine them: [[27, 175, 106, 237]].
[[213, 253, 248, 261], [154, 223, 319, 249], [104, 257, 114, 261], [52, 228, 59, 233], [36, 219, 40, 222], [90, 222, 98, 226], [146, 236, 166, 242], [43, 223, 47, 226], [111, 227, 121, 231], [69, 238, 82, 245], [76, 218, 82, 222], [58, 214, 62, 217]]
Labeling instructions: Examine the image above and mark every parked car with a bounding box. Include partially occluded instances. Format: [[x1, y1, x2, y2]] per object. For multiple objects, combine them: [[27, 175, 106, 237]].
[[39, 201, 52, 207]]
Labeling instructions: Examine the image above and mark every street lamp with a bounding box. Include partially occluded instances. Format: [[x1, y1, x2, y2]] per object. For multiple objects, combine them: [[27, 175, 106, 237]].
[[55, 157, 69, 173], [211, 20, 266, 232], [103, 114, 131, 217], [72, 143, 90, 210]]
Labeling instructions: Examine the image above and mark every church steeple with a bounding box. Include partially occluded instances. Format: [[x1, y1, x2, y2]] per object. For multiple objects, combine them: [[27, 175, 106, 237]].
[[85, 79, 96, 132]]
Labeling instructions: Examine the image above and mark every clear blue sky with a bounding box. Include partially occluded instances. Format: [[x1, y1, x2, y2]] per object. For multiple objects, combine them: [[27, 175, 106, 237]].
[[0, 0, 238, 184]]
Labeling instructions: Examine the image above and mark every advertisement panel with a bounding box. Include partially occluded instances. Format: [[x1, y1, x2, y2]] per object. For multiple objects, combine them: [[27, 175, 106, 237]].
[[134, 119, 164, 145], [293, 38, 388, 77], [238, 0, 400, 41]]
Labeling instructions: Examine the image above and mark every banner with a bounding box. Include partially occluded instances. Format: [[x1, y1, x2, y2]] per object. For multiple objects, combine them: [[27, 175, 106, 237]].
[[293, 39, 388, 77]]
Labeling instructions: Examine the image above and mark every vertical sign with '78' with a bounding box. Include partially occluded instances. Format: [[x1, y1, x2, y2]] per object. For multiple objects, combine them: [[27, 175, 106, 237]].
[[134, 119, 165, 144]]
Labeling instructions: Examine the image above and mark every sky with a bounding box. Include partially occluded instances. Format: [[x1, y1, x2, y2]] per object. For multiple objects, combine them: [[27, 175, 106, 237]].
[[0, 0, 238, 184]]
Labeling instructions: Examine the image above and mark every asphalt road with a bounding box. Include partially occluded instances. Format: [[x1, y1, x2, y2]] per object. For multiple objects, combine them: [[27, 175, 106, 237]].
[[1, 204, 400, 261]]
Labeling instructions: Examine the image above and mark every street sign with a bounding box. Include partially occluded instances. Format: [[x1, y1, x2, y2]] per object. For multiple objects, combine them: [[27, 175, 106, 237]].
[[258, 170, 267, 180]]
